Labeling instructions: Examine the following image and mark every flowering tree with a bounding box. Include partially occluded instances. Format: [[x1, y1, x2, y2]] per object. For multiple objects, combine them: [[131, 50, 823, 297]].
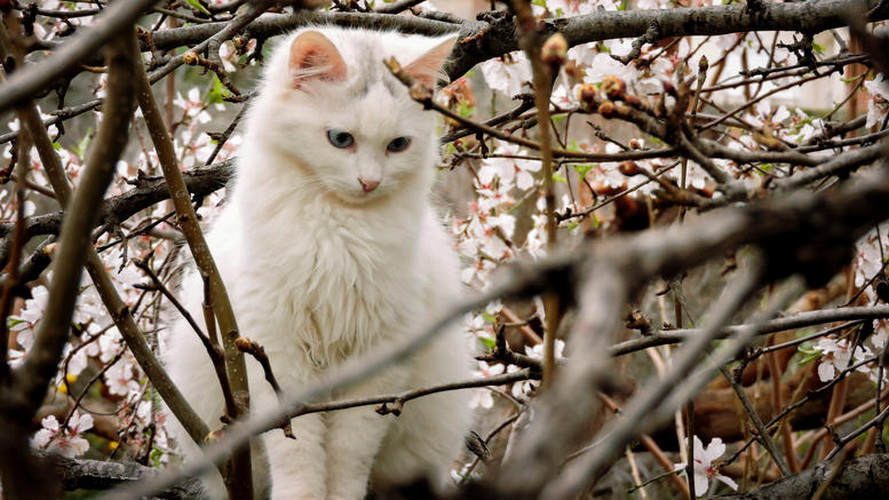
[[3, 0, 889, 498]]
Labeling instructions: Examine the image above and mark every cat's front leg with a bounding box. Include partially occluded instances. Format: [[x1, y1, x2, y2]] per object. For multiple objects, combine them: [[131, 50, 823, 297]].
[[262, 412, 328, 500], [249, 374, 329, 500], [324, 370, 406, 500]]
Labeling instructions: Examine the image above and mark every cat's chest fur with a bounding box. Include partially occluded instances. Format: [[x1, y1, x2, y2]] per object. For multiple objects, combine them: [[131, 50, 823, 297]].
[[210, 183, 429, 369]]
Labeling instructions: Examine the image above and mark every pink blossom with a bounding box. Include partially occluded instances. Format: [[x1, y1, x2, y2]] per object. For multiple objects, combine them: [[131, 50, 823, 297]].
[[32, 412, 94, 458]]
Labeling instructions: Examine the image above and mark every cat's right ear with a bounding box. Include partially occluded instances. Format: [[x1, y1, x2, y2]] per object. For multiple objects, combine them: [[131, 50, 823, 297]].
[[289, 31, 347, 89]]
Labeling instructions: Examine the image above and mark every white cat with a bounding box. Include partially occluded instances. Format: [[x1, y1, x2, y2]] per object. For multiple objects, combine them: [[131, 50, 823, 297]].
[[163, 26, 473, 499]]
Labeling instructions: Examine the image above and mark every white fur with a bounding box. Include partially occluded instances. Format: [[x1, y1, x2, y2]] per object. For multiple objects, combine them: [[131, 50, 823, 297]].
[[163, 27, 472, 499]]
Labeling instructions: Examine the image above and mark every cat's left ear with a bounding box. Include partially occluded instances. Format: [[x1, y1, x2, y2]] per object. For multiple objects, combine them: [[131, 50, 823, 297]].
[[289, 30, 347, 89], [403, 35, 457, 88]]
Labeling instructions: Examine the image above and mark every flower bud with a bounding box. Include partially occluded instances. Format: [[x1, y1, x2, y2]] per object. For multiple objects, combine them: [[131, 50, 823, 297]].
[[182, 51, 200, 66], [698, 55, 709, 72], [576, 83, 598, 112], [623, 94, 645, 109], [234, 337, 254, 351], [598, 100, 617, 119], [601, 75, 626, 100], [205, 429, 224, 443], [590, 179, 627, 196], [618, 161, 641, 176], [541, 33, 568, 68]]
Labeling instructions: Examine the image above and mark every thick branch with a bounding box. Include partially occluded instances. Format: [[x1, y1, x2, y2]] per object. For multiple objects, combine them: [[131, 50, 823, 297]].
[[84, 0, 885, 84], [720, 453, 889, 499], [454, 0, 886, 79], [15, 27, 135, 423], [1, 28, 136, 500], [47, 454, 206, 499], [0, 162, 234, 241], [0, 0, 158, 113]]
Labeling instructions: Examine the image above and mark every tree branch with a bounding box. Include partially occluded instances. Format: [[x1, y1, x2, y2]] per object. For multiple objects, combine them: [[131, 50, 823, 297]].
[[2, 26, 137, 500], [720, 453, 889, 499], [132, 32, 253, 499], [9, 22, 212, 457], [0, 0, 158, 113], [46, 453, 206, 499]]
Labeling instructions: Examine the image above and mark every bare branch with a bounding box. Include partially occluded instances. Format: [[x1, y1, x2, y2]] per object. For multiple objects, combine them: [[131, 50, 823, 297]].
[[611, 304, 889, 356], [15, 26, 136, 428], [9, 21, 212, 457], [3, 26, 137, 500], [720, 453, 889, 499], [0, 0, 158, 113]]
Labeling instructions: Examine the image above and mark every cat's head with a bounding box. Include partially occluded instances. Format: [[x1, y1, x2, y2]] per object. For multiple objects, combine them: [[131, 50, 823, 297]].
[[251, 27, 456, 205]]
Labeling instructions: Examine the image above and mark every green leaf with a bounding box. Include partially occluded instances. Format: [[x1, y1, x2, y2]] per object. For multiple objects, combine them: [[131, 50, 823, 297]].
[[458, 100, 474, 118], [797, 345, 822, 365], [812, 43, 825, 55], [185, 0, 211, 16], [573, 163, 595, 177], [478, 336, 496, 350], [553, 172, 567, 183], [798, 352, 822, 365], [206, 76, 225, 105], [73, 127, 93, 156]]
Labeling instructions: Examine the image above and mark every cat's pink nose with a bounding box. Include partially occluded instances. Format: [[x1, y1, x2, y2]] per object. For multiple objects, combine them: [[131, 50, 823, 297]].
[[359, 178, 380, 192]]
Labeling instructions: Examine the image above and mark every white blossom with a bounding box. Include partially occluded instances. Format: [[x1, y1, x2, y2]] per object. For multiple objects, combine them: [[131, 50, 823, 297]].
[[32, 412, 94, 458], [524, 339, 566, 360], [480, 52, 532, 96], [674, 436, 738, 497], [469, 362, 505, 409], [813, 337, 872, 382], [105, 359, 141, 397], [865, 76, 889, 129]]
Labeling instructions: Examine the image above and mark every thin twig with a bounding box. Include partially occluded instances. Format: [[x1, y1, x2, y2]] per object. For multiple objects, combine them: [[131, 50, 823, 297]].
[[719, 364, 791, 476], [511, 0, 561, 388]]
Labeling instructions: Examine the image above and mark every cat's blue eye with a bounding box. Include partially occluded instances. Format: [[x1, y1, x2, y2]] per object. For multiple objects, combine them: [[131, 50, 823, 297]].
[[327, 129, 354, 149], [386, 136, 411, 153]]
